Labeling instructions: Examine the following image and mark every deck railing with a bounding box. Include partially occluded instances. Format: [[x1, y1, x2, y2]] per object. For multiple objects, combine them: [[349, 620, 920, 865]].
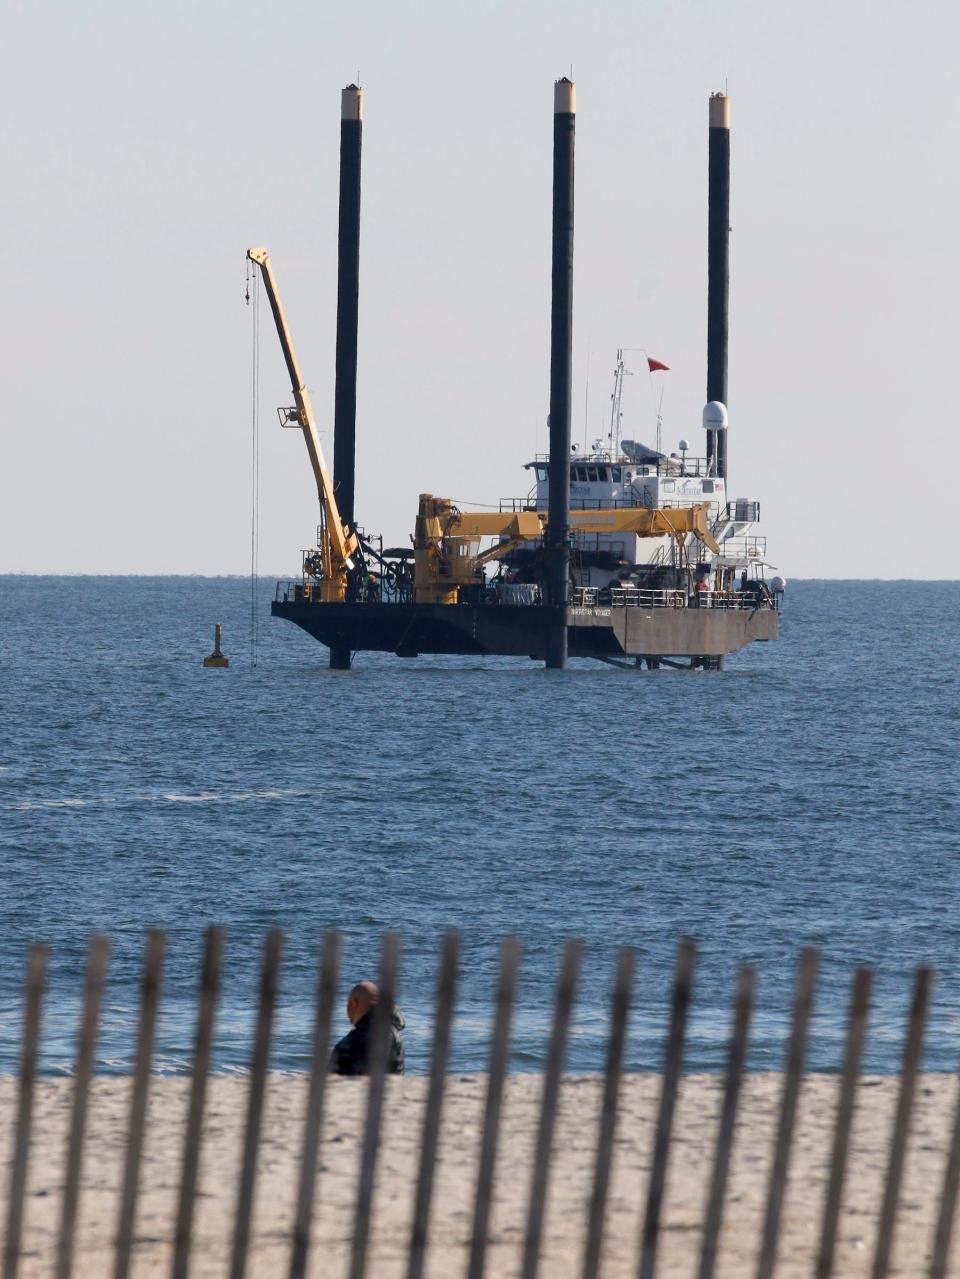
[[276, 582, 778, 613], [713, 534, 767, 563], [497, 496, 726, 514], [571, 587, 777, 612], [2, 931, 959, 1278]]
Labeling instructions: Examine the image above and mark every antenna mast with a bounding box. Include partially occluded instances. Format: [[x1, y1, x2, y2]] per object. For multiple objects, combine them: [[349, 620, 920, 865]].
[[609, 349, 625, 456]]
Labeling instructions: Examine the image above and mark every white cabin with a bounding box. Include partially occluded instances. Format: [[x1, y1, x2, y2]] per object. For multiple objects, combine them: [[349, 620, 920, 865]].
[[507, 442, 766, 590], [495, 353, 776, 595]]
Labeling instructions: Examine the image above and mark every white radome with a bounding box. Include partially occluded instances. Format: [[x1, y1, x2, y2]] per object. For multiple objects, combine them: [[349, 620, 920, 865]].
[[702, 401, 728, 430], [771, 575, 786, 592], [679, 438, 691, 451]]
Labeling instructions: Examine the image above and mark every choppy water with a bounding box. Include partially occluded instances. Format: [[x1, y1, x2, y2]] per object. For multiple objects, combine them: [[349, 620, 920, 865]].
[[0, 576, 958, 1075]]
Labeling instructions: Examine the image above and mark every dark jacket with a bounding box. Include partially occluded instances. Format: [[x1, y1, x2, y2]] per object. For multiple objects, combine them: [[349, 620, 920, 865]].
[[329, 1006, 405, 1077]]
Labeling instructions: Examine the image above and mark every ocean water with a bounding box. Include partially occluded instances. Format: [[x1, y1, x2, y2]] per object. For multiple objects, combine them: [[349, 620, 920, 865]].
[[0, 576, 958, 1076]]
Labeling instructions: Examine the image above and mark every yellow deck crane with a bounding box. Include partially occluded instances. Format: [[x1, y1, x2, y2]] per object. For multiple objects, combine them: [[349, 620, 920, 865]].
[[413, 495, 721, 603], [246, 248, 359, 602]]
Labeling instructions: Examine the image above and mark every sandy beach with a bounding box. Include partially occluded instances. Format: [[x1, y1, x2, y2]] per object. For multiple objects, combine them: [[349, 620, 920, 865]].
[[2, 1072, 957, 1277]]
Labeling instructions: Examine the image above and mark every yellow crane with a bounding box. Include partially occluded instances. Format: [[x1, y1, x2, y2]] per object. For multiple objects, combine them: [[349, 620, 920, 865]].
[[412, 495, 721, 603], [246, 248, 359, 602], [247, 247, 720, 610]]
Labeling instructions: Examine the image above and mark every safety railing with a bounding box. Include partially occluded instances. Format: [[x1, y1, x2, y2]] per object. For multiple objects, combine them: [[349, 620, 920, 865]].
[[274, 580, 779, 615], [497, 496, 728, 515], [528, 452, 715, 477], [571, 587, 776, 612], [703, 588, 779, 611], [2, 932, 958, 1278], [274, 579, 413, 606], [714, 535, 767, 563], [572, 586, 687, 610], [498, 497, 647, 513]]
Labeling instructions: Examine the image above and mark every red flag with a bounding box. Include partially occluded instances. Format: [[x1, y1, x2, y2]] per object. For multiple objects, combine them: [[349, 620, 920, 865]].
[[647, 357, 670, 372]]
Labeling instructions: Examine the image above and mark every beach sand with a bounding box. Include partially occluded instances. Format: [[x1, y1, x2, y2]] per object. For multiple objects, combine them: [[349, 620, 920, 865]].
[[1, 1072, 958, 1276]]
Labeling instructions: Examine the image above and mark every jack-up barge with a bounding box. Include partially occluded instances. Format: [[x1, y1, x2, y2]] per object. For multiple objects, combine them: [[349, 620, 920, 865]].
[[249, 82, 780, 671]]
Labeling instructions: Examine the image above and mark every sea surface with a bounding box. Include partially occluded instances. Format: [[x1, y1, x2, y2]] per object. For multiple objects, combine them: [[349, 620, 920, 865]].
[[0, 577, 957, 1076]]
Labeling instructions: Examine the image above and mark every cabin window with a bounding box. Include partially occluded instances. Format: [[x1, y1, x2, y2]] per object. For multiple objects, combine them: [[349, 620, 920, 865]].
[[587, 466, 599, 482], [611, 466, 622, 483], [570, 466, 577, 481], [597, 466, 609, 481], [702, 480, 714, 493], [662, 480, 675, 493], [576, 466, 589, 481], [535, 465, 547, 482]]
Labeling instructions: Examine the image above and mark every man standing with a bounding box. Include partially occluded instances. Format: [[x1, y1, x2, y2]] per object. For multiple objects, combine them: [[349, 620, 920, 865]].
[[330, 980, 405, 1076]]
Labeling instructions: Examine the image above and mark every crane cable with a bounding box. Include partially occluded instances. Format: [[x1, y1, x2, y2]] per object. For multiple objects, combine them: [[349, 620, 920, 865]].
[[246, 262, 261, 667]]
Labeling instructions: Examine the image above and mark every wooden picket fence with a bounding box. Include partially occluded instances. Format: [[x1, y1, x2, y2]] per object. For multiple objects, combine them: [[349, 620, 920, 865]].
[[2, 930, 960, 1278]]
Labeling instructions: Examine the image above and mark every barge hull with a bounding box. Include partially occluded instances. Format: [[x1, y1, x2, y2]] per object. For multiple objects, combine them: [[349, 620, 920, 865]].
[[271, 600, 776, 660]]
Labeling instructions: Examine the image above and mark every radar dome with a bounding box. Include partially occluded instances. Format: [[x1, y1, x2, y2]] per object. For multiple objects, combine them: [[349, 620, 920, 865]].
[[679, 438, 691, 451], [771, 575, 786, 593], [702, 401, 728, 430]]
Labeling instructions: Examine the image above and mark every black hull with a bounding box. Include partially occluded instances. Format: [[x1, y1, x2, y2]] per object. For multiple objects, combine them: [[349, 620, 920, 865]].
[[271, 599, 777, 660]]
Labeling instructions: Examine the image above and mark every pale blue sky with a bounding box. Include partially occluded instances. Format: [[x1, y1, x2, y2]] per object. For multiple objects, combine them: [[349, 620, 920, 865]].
[[2, 0, 955, 577]]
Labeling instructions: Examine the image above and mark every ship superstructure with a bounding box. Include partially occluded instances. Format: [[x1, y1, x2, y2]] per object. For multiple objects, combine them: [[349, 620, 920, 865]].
[[497, 356, 773, 604]]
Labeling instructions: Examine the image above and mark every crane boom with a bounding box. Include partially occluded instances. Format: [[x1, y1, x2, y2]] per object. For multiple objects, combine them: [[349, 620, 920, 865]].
[[246, 248, 358, 580], [447, 504, 720, 553], [412, 495, 720, 603]]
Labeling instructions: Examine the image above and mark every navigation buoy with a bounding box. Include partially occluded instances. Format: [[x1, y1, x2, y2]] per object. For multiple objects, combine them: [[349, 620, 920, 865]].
[[202, 624, 229, 669]]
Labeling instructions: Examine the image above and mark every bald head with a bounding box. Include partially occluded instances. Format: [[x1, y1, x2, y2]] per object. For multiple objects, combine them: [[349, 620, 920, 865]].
[[347, 981, 379, 1025]]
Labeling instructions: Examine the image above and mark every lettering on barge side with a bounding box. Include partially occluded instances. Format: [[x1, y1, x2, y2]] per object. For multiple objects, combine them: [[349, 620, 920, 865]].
[[569, 607, 612, 618]]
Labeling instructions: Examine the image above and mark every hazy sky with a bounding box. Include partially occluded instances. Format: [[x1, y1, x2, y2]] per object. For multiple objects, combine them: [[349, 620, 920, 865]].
[[2, 0, 956, 578]]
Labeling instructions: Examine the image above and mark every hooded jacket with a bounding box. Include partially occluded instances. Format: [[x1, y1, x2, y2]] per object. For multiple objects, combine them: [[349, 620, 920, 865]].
[[329, 1004, 405, 1077]]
